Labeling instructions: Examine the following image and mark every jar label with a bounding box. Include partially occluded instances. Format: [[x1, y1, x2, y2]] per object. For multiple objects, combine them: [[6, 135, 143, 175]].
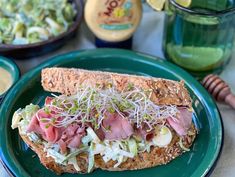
[[98, 0, 134, 30]]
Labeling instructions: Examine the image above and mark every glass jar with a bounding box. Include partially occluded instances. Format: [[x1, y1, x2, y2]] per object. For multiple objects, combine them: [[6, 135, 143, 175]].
[[163, 0, 235, 79]]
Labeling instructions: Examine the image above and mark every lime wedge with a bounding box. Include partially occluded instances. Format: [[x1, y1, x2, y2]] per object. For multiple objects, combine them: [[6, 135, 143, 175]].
[[175, 0, 192, 7], [147, 0, 191, 11], [146, 0, 166, 11], [167, 44, 225, 71]]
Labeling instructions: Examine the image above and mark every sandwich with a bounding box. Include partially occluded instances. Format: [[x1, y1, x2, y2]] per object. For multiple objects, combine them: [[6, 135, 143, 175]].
[[11, 67, 197, 174]]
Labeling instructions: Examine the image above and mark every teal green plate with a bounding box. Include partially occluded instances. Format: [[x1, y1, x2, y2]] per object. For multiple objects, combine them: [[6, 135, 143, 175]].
[[0, 49, 223, 177]]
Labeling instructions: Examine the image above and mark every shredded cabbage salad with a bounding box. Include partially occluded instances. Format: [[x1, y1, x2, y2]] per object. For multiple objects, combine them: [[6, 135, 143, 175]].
[[0, 0, 77, 45], [12, 86, 189, 172]]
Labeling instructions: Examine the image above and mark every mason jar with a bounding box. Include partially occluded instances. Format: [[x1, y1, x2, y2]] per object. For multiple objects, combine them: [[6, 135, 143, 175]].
[[163, 0, 235, 79]]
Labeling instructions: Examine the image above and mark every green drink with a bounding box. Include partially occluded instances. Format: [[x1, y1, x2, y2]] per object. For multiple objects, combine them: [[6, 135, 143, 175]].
[[163, 0, 235, 79]]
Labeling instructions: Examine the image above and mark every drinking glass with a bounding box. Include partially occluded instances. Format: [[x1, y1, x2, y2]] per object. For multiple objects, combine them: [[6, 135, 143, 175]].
[[163, 0, 235, 79]]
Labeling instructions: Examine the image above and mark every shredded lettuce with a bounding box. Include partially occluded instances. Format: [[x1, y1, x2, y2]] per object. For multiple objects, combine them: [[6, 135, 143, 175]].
[[11, 108, 23, 129], [93, 143, 106, 154], [24, 104, 40, 119], [89, 140, 135, 168], [44, 143, 87, 172], [28, 132, 41, 143], [114, 155, 124, 168], [11, 104, 39, 130], [88, 142, 95, 173], [81, 134, 93, 146], [86, 127, 101, 144], [46, 148, 67, 164], [128, 138, 138, 156], [62, 147, 88, 163]]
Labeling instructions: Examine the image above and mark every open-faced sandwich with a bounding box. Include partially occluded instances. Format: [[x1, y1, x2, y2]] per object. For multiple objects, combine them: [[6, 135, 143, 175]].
[[11, 68, 197, 174]]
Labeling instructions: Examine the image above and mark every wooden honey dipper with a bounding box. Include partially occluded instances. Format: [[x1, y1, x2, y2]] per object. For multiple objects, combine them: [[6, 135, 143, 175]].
[[202, 74, 235, 109]]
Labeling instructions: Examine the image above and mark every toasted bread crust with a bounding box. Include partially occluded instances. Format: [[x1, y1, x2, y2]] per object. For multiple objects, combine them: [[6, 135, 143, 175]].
[[20, 125, 196, 174], [41, 68, 192, 107]]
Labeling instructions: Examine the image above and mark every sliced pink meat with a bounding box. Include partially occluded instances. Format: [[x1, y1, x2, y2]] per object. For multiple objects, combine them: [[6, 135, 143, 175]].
[[27, 109, 64, 143], [58, 123, 86, 152], [63, 123, 78, 137], [27, 106, 86, 154], [67, 135, 82, 149], [95, 127, 105, 141], [58, 139, 67, 154], [45, 97, 53, 105], [167, 107, 192, 136], [41, 124, 59, 142], [135, 123, 155, 141], [102, 112, 134, 140], [27, 114, 45, 135]]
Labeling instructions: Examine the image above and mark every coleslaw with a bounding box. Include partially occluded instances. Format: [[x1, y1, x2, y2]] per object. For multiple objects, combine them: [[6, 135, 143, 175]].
[[0, 0, 77, 45]]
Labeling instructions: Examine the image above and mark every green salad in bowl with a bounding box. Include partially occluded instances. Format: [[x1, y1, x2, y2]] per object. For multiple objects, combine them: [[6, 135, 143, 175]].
[[0, 0, 77, 45]]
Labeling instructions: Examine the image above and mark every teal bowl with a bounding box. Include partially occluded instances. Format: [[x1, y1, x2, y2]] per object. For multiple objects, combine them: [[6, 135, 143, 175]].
[[0, 56, 20, 105], [0, 0, 83, 59]]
